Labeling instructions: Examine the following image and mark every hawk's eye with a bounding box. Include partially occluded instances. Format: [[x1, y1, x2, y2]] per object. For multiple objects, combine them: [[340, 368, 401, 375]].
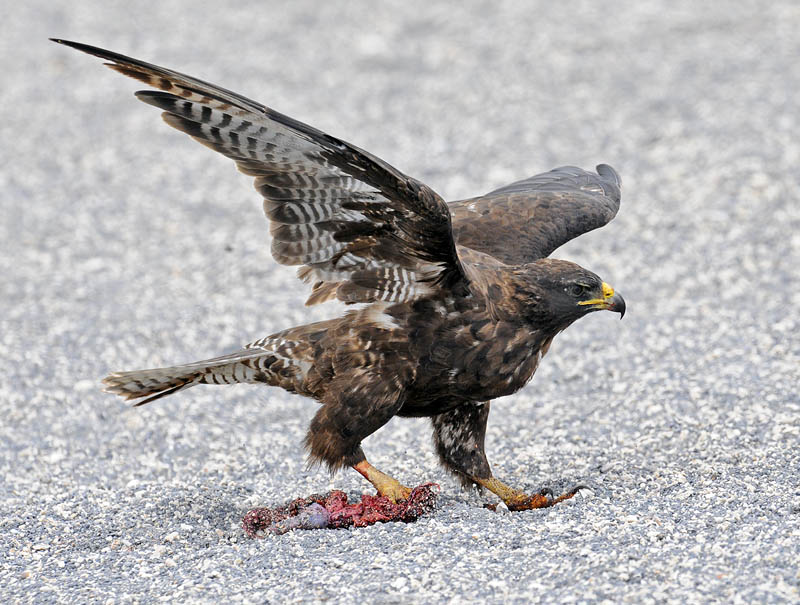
[[567, 283, 589, 298]]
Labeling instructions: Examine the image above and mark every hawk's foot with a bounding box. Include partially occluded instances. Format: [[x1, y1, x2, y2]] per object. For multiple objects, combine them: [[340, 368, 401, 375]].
[[504, 485, 587, 511], [476, 477, 587, 511], [353, 459, 412, 503]]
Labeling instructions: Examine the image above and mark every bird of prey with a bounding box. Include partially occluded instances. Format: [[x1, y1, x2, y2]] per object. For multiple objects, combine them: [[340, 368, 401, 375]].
[[54, 39, 625, 511]]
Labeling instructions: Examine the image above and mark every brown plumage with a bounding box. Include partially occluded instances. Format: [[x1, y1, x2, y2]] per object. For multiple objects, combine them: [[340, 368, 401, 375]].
[[54, 39, 626, 510]]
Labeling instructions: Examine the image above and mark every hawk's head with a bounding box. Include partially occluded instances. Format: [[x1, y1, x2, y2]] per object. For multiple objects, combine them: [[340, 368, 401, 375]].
[[513, 259, 625, 331]]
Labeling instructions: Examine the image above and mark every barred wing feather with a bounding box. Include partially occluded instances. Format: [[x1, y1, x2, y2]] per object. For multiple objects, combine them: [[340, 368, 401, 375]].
[[52, 39, 468, 306]]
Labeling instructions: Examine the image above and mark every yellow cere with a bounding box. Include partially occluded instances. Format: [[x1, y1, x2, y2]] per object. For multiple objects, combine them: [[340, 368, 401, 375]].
[[577, 282, 615, 307]]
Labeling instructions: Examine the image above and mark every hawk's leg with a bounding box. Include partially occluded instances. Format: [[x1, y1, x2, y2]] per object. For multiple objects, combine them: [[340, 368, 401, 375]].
[[305, 373, 412, 502], [431, 402, 582, 510], [352, 457, 412, 503]]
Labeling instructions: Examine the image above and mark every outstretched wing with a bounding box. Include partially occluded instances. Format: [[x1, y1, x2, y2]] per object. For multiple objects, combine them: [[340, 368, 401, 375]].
[[449, 165, 621, 265], [53, 39, 468, 306]]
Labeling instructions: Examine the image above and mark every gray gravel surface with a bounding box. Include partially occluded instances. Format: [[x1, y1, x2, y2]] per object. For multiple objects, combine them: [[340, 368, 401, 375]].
[[3, 1, 800, 603]]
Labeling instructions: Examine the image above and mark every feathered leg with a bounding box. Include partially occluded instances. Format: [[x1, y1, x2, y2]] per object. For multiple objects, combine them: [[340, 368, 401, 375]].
[[430, 401, 493, 488], [431, 402, 583, 510], [304, 370, 413, 502]]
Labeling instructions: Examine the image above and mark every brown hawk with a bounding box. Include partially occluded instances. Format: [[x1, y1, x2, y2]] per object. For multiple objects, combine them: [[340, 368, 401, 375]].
[[54, 39, 625, 510]]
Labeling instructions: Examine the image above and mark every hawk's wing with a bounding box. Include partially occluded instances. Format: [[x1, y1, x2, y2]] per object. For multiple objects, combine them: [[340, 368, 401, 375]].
[[54, 40, 468, 306], [448, 165, 621, 265]]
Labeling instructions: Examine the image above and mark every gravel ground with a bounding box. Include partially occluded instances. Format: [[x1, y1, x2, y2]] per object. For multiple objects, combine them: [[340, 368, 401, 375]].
[[3, 1, 799, 603]]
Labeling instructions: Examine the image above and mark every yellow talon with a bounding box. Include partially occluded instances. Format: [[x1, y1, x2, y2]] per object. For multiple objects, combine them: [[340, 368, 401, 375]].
[[353, 460, 412, 502]]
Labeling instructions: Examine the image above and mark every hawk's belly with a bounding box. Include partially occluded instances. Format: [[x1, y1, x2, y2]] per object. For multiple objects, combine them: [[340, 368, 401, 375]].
[[396, 342, 543, 418]]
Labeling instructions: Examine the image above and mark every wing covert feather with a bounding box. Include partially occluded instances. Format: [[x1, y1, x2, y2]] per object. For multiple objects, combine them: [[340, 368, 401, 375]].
[[449, 165, 621, 264]]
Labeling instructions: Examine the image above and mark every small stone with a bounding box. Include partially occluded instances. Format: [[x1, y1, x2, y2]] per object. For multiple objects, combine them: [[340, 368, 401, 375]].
[[74, 379, 96, 392]]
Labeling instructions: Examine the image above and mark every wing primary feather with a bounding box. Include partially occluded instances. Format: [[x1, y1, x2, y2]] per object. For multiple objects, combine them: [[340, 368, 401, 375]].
[[53, 38, 472, 305]]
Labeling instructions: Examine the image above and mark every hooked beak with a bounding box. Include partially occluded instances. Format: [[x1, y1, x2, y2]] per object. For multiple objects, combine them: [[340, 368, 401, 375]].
[[578, 282, 626, 319]]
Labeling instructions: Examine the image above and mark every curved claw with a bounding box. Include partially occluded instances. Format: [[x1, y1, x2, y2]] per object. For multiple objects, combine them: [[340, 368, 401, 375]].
[[507, 484, 590, 511], [548, 484, 589, 506], [475, 477, 590, 512], [565, 484, 590, 496]]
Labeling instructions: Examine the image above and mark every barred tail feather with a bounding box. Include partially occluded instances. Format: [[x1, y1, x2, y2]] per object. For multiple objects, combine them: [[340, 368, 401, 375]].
[[103, 366, 202, 406], [102, 348, 294, 406]]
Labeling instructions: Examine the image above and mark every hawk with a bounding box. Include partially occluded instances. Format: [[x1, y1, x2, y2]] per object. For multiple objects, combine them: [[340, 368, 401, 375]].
[[54, 39, 625, 511]]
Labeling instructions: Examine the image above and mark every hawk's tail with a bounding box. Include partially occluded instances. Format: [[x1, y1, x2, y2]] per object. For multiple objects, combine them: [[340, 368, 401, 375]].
[[102, 347, 302, 406]]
